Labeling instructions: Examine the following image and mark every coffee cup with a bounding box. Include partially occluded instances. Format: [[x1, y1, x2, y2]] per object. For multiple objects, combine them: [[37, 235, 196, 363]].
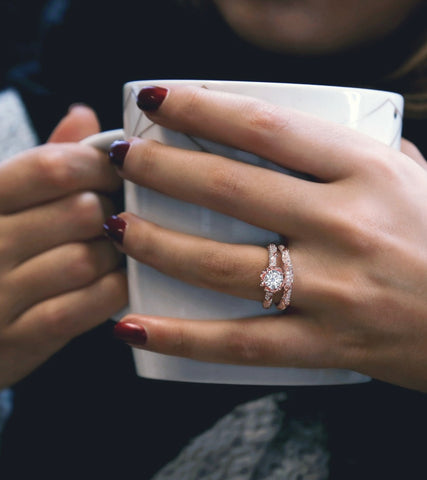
[[82, 79, 403, 385]]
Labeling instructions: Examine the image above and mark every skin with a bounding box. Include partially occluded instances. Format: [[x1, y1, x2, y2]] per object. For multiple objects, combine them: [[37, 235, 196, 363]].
[[2, 0, 426, 390], [211, 0, 424, 54], [113, 85, 427, 392], [0, 106, 127, 388], [107, 0, 427, 391]]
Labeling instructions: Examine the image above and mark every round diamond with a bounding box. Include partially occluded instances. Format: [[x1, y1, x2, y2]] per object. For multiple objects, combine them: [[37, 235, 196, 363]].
[[261, 267, 284, 292]]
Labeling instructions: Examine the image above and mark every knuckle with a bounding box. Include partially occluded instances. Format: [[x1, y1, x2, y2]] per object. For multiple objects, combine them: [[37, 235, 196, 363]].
[[347, 222, 380, 256], [347, 213, 389, 258], [154, 319, 194, 359], [320, 199, 383, 257], [179, 86, 205, 119], [246, 102, 284, 132], [360, 149, 402, 182], [70, 192, 104, 232], [168, 323, 193, 358], [42, 304, 75, 341], [37, 146, 79, 189], [66, 244, 99, 286], [133, 140, 160, 183], [130, 223, 159, 266], [207, 163, 243, 203], [370, 154, 397, 178], [224, 330, 263, 364], [197, 248, 238, 288], [240, 101, 292, 152]]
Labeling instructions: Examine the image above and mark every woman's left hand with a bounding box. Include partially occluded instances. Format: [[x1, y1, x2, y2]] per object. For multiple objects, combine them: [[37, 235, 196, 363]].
[[105, 85, 427, 392]]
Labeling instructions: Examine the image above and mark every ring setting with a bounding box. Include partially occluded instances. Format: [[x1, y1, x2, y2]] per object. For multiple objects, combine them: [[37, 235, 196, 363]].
[[260, 243, 294, 311], [260, 266, 285, 293]]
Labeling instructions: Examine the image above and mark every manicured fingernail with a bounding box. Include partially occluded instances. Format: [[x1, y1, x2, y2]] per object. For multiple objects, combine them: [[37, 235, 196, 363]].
[[137, 86, 168, 111], [103, 215, 127, 244], [114, 322, 147, 346], [108, 140, 130, 168]]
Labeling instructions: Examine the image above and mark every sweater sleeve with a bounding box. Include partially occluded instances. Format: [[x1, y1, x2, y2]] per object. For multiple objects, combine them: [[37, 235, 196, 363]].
[[0, 88, 39, 161]]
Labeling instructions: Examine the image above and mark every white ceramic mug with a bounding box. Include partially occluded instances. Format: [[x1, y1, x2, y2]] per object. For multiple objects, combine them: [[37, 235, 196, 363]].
[[82, 80, 403, 385]]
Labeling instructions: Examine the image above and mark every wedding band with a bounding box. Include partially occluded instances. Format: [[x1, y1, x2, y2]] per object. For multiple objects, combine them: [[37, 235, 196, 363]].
[[277, 245, 294, 311], [260, 243, 285, 309]]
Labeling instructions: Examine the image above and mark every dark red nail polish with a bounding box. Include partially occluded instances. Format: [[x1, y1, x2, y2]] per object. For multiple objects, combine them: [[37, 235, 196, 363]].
[[109, 140, 130, 168], [114, 322, 147, 346], [103, 215, 127, 244], [137, 86, 168, 111]]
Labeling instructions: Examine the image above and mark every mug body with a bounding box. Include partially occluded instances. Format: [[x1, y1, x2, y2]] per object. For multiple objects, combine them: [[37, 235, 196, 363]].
[[123, 79, 403, 385]]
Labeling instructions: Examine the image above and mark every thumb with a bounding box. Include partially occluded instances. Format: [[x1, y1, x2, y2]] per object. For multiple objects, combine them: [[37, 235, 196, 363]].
[[48, 104, 101, 143]]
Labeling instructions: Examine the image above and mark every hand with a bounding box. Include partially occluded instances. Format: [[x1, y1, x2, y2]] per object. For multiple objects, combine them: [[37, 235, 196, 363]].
[[108, 86, 427, 392], [0, 105, 127, 388]]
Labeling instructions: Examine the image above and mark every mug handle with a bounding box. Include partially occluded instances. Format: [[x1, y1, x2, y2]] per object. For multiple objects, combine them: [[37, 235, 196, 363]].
[[79, 128, 125, 151], [80, 128, 129, 322]]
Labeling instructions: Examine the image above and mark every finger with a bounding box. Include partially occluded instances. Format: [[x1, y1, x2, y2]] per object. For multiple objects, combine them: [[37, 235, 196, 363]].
[[26, 270, 128, 340], [113, 313, 339, 369], [4, 192, 114, 266], [401, 138, 427, 170], [0, 143, 121, 214], [48, 104, 101, 143], [136, 85, 385, 180], [105, 213, 265, 301], [4, 239, 121, 320], [3, 271, 127, 386], [104, 213, 303, 306], [112, 138, 323, 235]]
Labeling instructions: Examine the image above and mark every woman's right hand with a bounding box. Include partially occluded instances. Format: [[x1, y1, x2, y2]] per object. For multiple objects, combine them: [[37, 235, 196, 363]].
[[0, 105, 128, 388]]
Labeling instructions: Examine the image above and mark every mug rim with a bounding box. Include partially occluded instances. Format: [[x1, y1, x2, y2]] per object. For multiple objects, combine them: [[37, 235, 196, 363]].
[[124, 79, 403, 101]]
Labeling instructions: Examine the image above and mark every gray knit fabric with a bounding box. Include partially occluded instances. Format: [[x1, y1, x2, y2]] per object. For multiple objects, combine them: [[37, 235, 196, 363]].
[[152, 393, 329, 480], [0, 88, 38, 162]]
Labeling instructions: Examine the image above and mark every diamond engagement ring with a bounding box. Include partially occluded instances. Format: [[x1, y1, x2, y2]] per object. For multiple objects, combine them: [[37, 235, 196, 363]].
[[260, 243, 285, 309], [260, 243, 294, 310]]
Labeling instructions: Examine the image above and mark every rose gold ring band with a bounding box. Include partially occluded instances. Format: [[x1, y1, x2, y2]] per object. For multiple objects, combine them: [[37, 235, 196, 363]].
[[259, 243, 293, 311]]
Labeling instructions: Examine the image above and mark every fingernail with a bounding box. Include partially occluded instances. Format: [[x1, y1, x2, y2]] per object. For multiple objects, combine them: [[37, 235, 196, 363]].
[[137, 86, 168, 111], [108, 140, 130, 168], [114, 321, 147, 346], [103, 215, 127, 244], [68, 102, 89, 113]]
